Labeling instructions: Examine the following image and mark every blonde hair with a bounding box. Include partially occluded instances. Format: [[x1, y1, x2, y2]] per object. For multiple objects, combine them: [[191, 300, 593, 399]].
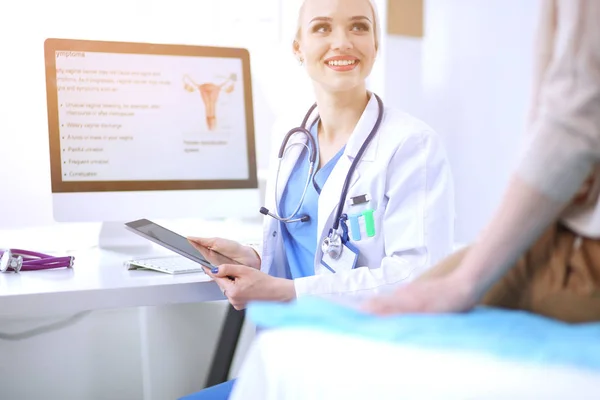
[[293, 0, 381, 52]]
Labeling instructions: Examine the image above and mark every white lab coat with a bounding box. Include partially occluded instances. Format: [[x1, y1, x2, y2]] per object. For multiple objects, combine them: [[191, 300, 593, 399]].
[[259, 94, 455, 298]]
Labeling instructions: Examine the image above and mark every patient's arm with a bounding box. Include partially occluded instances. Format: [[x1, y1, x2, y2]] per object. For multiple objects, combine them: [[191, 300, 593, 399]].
[[416, 246, 470, 281], [416, 244, 528, 310]]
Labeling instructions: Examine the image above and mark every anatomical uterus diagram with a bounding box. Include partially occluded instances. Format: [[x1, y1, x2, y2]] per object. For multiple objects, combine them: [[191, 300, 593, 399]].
[[183, 73, 237, 131]]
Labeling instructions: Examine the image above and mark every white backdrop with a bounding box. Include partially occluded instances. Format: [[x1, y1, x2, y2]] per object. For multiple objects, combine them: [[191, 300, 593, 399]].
[[385, 0, 542, 243]]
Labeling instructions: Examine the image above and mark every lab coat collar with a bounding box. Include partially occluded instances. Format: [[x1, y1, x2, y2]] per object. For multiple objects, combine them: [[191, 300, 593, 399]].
[[316, 93, 383, 236], [343, 92, 381, 162], [317, 153, 359, 237]]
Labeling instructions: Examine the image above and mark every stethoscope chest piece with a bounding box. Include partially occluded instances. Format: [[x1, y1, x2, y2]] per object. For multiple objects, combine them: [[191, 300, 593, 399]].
[[322, 230, 343, 260], [0, 250, 23, 273]]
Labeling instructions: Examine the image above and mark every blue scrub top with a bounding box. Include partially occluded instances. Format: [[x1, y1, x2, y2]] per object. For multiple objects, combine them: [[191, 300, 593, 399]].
[[279, 123, 345, 279]]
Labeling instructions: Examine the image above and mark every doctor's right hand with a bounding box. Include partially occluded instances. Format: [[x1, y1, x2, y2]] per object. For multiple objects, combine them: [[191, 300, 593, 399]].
[[187, 237, 261, 270]]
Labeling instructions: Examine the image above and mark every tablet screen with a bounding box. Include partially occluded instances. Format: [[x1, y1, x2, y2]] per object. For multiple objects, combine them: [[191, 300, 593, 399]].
[[125, 218, 239, 268]]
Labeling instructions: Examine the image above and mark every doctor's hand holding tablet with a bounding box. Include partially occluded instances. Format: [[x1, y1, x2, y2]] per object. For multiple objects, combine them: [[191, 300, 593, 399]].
[[187, 237, 261, 270], [187, 237, 296, 310]]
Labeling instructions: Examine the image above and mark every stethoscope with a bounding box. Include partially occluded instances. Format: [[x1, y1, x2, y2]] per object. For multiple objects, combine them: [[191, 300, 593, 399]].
[[260, 93, 384, 260], [0, 249, 74, 273]]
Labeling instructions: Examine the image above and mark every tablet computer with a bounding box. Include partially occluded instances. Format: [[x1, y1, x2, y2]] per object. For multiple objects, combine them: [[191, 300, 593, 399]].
[[124, 218, 240, 271]]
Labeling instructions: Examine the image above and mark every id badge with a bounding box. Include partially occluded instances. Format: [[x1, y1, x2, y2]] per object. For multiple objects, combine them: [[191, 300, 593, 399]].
[[320, 240, 359, 273]]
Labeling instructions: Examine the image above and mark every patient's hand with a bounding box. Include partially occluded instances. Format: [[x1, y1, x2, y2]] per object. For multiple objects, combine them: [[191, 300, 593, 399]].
[[359, 247, 475, 315], [187, 237, 261, 270], [361, 275, 478, 316]]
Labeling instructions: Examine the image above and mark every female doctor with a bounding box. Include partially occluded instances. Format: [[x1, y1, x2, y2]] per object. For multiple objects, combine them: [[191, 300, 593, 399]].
[[181, 0, 454, 397], [189, 0, 454, 309]]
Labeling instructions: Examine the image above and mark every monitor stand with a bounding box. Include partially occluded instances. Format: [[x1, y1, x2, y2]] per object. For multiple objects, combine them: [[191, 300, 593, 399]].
[[98, 221, 153, 254]]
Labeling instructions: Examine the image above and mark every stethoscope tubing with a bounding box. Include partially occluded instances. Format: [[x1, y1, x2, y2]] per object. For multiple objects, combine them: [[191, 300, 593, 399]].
[[0, 248, 74, 272], [270, 93, 384, 231]]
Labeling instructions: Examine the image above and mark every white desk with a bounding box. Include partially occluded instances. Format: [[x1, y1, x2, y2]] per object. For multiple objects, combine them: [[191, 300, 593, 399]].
[[0, 218, 262, 317], [0, 219, 262, 400], [0, 247, 225, 317]]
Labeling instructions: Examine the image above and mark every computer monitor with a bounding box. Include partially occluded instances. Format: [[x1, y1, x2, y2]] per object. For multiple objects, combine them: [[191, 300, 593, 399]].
[[44, 38, 259, 250]]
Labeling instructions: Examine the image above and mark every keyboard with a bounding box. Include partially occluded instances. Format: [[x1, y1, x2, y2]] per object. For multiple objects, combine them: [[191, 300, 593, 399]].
[[124, 255, 206, 275]]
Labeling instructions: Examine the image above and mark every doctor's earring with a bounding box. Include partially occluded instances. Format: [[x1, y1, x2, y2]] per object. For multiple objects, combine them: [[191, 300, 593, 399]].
[[298, 57, 304, 66]]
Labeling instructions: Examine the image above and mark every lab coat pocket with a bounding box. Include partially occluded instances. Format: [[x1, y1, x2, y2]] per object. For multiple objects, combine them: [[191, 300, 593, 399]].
[[347, 206, 384, 243]]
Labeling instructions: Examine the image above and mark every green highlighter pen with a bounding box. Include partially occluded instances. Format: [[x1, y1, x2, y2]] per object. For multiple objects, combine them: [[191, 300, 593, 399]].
[[362, 209, 376, 237]]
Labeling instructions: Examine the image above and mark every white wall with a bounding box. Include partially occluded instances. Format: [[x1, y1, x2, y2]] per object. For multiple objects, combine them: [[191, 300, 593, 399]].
[[385, 0, 542, 243]]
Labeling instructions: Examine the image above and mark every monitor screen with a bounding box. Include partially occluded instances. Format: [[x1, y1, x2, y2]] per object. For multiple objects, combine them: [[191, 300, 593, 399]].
[[44, 38, 257, 193]]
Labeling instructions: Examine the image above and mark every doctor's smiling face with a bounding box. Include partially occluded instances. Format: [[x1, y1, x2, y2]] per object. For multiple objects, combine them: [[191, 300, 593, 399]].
[[293, 0, 379, 94]]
